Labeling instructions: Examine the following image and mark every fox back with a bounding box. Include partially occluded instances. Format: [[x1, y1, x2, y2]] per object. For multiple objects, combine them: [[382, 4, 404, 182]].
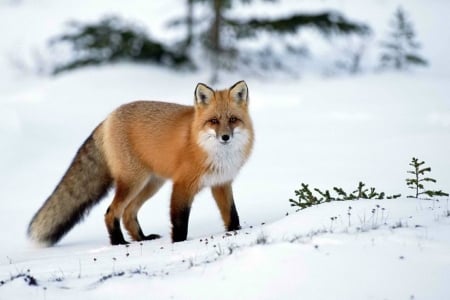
[[102, 80, 253, 187]]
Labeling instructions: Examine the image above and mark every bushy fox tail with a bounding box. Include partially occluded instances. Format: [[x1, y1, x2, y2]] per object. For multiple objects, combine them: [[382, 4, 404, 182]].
[[28, 127, 113, 246]]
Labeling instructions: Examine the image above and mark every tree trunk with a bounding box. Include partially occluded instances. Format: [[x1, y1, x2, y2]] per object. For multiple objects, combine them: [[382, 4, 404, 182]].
[[211, 0, 222, 54], [209, 0, 223, 82], [184, 0, 194, 50]]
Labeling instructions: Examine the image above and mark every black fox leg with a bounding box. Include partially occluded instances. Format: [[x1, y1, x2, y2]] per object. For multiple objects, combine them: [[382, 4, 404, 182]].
[[170, 183, 194, 242], [228, 201, 241, 231], [212, 184, 241, 231], [106, 213, 129, 245], [171, 206, 191, 242]]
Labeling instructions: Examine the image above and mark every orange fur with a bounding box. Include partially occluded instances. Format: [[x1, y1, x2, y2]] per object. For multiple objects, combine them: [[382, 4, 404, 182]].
[[28, 81, 254, 246]]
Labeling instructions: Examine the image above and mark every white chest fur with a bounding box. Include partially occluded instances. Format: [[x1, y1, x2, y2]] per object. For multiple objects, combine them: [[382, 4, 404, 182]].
[[197, 128, 250, 187]]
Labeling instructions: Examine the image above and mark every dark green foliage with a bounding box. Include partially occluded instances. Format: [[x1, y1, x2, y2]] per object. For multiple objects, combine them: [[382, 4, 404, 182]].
[[406, 157, 449, 199], [314, 188, 333, 202], [351, 182, 391, 200], [379, 7, 428, 70], [170, 0, 370, 79], [50, 16, 191, 74], [333, 187, 350, 200], [290, 157, 448, 211], [289, 184, 321, 210], [289, 182, 400, 211], [228, 11, 370, 38]]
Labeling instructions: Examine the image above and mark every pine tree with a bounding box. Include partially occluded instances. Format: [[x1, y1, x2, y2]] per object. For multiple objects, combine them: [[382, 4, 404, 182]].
[[170, 0, 370, 81], [379, 7, 428, 70], [406, 157, 448, 199]]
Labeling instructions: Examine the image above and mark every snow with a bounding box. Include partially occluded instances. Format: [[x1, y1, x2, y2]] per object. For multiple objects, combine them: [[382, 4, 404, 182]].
[[1, 0, 449, 299], [2, 199, 449, 299]]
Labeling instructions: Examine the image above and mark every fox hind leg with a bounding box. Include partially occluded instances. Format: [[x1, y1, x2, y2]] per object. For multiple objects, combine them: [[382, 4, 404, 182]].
[[105, 177, 149, 245], [123, 176, 165, 242]]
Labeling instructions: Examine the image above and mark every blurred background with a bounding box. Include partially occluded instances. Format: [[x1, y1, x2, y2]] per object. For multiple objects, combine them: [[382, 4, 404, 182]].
[[1, 0, 444, 82]]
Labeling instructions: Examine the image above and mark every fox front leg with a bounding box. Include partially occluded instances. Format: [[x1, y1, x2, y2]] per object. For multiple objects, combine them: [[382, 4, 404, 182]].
[[170, 183, 195, 242], [211, 184, 241, 231]]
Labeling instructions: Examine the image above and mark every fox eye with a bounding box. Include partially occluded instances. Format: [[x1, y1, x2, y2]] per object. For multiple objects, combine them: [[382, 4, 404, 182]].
[[229, 116, 238, 124], [210, 118, 219, 125]]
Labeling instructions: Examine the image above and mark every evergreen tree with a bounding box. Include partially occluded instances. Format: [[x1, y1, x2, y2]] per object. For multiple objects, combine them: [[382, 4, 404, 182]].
[[406, 157, 448, 199], [379, 7, 428, 70], [48, 1, 371, 78], [171, 0, 370, 81], [49, 16, 192, 74]]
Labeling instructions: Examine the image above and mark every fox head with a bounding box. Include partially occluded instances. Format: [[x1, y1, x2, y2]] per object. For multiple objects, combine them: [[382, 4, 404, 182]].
[[193, 80, 252, 145], [193, 81, 254, 185]]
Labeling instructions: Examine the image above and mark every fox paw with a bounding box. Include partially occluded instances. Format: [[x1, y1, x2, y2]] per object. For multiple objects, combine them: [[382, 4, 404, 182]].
[[111, 237, 129, 245]]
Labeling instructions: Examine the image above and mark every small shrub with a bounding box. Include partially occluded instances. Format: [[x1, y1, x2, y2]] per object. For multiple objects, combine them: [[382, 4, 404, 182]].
[[290, 157, 448, 211], [289, 182, 400, 211], [49, 16, 192, 74], [289, 183, 322, 210], [406, 157, 449, 199]]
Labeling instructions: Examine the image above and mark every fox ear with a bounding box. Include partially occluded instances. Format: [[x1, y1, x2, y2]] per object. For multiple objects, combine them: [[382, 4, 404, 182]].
[[229, 80, 248, 105], [195, 83, 214, 106]]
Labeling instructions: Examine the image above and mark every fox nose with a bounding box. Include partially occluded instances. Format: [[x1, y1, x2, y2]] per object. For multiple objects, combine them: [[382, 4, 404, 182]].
[[221, 134, 230, 142]]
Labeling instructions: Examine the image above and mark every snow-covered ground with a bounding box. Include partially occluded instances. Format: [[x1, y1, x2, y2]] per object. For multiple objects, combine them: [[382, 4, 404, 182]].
[[1, 0, 449, 299], [2, 198, 450, 300]]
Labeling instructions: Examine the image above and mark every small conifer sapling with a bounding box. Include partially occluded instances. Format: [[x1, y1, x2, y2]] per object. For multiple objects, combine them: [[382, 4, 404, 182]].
[[406, 157, 449, 199]]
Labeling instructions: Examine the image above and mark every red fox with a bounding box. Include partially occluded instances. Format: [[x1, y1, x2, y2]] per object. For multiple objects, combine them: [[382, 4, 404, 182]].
[[28, 81, 254, 246]]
